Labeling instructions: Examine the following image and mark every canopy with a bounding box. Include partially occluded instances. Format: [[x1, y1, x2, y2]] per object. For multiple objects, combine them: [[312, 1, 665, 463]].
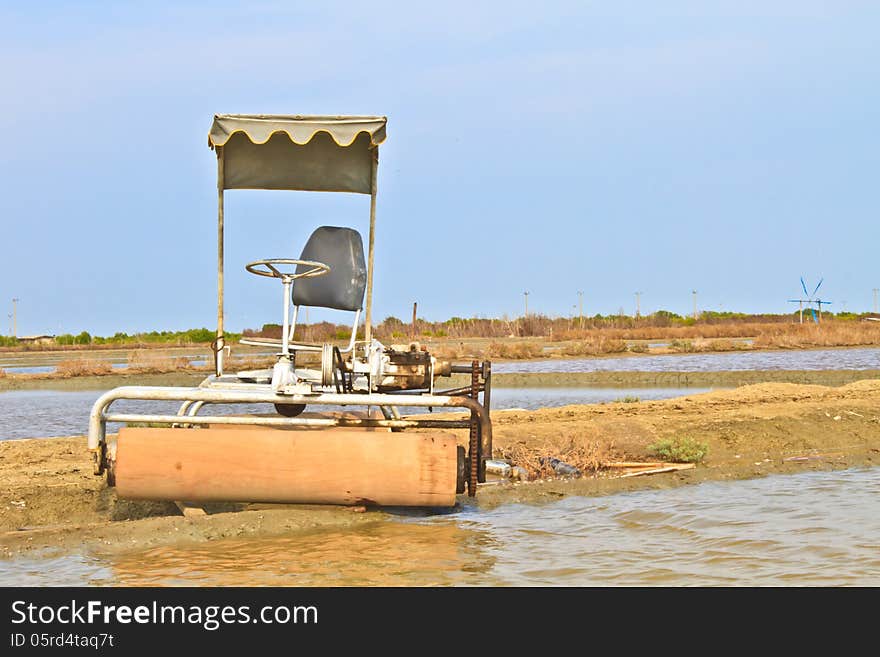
[[209, 114, 387, 194]]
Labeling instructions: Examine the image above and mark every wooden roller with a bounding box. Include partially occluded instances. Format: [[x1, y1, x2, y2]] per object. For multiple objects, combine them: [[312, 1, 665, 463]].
[[113, 427, 462, 507]]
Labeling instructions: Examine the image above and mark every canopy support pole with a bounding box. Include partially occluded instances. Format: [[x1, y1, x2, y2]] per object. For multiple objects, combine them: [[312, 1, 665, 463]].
[[216, 146, 225, 376], [364, 147, 378, 344]]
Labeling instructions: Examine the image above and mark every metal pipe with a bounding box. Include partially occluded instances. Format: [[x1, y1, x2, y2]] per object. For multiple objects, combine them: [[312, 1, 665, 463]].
[[187, 401, 206, 416], [364, 148, 378, 344], [281, 280, 291, 356], [482, 361, 492, 413], [379, 405, 402, 420], [89, 385, 490, 453], [215, 146, 225, 376], [344, 308, 360, 353], [104, 413, 470, 431], [287, 305, 299, 344]]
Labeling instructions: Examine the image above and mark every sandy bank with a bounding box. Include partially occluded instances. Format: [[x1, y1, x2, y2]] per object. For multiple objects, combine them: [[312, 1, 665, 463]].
[[1, 380, 878, 557]]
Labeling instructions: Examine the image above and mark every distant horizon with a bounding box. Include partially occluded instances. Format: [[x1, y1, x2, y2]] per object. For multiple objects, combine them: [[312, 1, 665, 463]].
[[5, 306, 879, 341]]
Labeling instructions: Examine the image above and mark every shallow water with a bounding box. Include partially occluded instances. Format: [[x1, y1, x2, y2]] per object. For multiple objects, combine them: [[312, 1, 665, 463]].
[[3, 468, 878, 586], [495, 346, 880, 373], [0, 386, 711, 440]]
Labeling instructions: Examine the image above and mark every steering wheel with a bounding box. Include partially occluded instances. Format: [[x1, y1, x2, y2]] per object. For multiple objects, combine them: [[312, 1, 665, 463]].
[[245, 258, 330, 282]]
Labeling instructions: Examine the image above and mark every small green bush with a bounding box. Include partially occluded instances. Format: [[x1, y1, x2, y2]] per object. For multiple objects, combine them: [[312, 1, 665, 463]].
[[615, 395, 640, 403], [647, 437, 708, 463]]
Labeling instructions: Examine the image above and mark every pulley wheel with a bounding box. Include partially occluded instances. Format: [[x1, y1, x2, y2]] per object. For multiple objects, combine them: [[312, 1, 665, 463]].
[[321, 343, 335, 387]]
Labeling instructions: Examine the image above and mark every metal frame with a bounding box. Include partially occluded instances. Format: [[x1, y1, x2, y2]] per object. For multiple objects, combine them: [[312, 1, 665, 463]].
[[89, 115, 493, 498], [213, 143, 379, 375], [88, 385, 492, 478]]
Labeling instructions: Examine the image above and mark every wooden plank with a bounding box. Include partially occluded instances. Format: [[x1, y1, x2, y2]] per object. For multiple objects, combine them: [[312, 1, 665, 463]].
[[174, 501, 207, 518], [618, 463, 696, 478], [115, 427, 458, 508]]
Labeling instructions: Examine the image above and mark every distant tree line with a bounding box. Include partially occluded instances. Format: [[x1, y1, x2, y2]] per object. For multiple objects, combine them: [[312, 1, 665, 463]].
[[2, 308, 875, 349], [241, 309, 878, 342]]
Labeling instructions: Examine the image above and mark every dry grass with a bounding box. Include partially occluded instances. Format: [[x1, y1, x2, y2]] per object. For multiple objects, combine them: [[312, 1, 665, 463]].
[[431, 341, 544, 360], [126, 351, 192, 373], [485, 341, 544, 359], [556, 321, 880, 347], [55, 359, 114, 377], [430, 343, 469, 360], [498, 433, 620, 479], [560, 337, 628, 356], [553, 323, 770, 342], [227, 356, 277, 371], [753, 323, 880, 349]]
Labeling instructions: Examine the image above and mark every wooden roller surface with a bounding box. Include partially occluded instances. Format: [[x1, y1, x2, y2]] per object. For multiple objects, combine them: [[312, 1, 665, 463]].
[[114, 427, 458, 507]]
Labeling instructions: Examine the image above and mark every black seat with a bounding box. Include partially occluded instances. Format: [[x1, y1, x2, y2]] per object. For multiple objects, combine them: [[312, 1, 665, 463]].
[[293, 226, 366, 311]]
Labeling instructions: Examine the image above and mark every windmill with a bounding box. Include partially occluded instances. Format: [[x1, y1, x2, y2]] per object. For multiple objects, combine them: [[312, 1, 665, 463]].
[[788, 277, 832, 324]]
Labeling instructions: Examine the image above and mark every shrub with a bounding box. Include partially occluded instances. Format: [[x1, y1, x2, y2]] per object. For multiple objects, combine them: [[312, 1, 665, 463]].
[[647, 437, 708, 463], [486, 341, 543, 359], [55, 359, 113, 377]]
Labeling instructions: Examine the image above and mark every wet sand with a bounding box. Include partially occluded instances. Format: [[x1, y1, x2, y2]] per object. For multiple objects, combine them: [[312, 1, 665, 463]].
[[2, 380, 878, 558]]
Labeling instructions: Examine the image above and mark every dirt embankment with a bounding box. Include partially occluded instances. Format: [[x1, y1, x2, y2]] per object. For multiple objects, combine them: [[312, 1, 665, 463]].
[[1, 380, 879, 556], [3, 369, 880, 392]]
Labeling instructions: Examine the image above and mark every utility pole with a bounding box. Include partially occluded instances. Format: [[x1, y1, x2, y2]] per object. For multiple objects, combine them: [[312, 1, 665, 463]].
[[523, 291, 529, 317], [11, 298, 19, 338], [411, 302, 418, 340], [692, 290, 698, 320], [6, 313, 11, 337], [577, 290, 584, 327], [873, 288, 878, 314], [634, 291, 642, 318]]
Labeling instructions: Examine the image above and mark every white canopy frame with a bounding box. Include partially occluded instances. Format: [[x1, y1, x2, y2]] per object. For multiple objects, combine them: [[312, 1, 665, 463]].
[[208, 114, 387, 375]]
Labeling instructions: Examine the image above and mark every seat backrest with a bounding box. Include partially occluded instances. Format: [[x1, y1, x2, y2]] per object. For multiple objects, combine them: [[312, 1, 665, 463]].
[[293, 226, 366, 311]]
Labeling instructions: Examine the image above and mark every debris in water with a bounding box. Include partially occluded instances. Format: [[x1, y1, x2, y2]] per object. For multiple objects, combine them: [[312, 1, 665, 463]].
[[485, 460, 513, 478], [539, 457, 582, 478], [510, 466, 530, 481]]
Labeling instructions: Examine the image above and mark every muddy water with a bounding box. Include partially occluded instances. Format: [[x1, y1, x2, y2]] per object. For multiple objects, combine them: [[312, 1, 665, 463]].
[[0, 386, 712, 440], [4, 468, 878, 586], [496, 347, 880, 373]]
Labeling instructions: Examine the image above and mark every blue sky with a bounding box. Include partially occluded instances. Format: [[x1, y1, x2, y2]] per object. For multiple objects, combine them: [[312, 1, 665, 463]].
[[1, 1, 878, 336]]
